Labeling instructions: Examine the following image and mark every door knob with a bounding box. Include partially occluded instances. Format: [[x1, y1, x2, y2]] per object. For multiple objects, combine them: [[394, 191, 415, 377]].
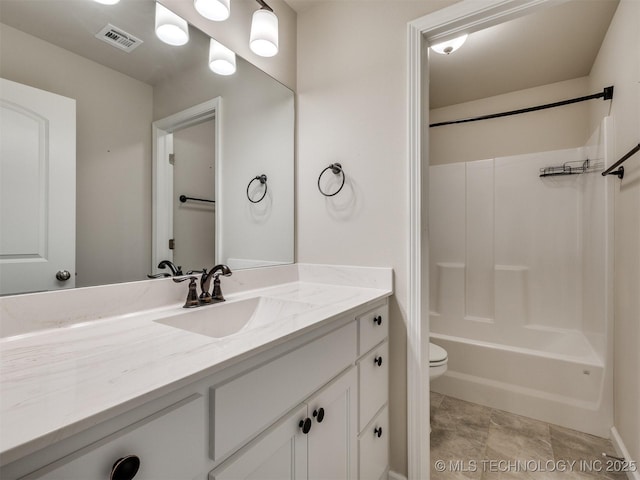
[[373, 315, 382, 326], [374, 427, 383, 438], [110, 455, 140, 480], [374, 356, 383, 367], [55, 270, 71, 281]]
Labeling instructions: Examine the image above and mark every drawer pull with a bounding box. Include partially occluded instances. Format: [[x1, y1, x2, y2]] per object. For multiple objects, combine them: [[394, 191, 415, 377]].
[[313, 408, 325, 423], [299, 418, 312, 434], [374, 427, 383, 438], [111, 455, 140, 480], [374, 356, 383, 367], [373, 315, 382, 326]]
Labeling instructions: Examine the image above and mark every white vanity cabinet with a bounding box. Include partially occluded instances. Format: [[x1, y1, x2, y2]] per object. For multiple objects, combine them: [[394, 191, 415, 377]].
[[5, 299, 390, 480]]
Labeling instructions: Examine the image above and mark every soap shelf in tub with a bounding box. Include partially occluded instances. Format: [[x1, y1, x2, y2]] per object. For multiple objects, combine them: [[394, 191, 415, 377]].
[[539, 159, 602, 178]]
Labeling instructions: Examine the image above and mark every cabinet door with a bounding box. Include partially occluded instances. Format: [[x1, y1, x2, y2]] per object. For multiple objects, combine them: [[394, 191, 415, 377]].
[[209, 405, 308, 480], [307, 368, 358, 480]]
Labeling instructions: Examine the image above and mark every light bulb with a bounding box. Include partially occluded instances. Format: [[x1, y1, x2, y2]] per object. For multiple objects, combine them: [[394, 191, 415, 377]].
[[250, 8, 278, 57], [155, 2, 189, 46], [94, 0, 120, 4], [209, 39, 236, 75], [430, 34, 468, 55], [194, 0, 230, 21]]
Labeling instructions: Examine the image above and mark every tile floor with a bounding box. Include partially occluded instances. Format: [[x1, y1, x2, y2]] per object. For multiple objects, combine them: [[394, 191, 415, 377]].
[[430, 392, 630, 479]]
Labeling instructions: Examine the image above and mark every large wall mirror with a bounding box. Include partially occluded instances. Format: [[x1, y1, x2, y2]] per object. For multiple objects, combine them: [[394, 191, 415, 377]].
[[0, 0, 294, 295]]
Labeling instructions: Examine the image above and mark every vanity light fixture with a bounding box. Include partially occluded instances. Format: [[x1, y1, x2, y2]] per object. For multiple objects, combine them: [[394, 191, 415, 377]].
[[155, 2, 189, 46], [209, 39, 236, 75], [250, 0, 278, 57], [430, 34, 468, 55], [194, 0, 230, 21], [94, 0, 120, 4]]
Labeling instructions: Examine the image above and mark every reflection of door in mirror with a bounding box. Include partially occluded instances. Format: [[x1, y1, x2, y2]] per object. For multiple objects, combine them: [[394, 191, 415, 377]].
[[152, 97, 220, 275], [0, 78, 76, 295], [172, 119, 216, 272]]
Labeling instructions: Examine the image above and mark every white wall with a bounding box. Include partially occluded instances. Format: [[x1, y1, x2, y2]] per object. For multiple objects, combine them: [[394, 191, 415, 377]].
[[429, 77, 591, 165], [161, 0, 297, 90], [0, 23, 153, 287], [154, 58, 294, 268], [296, 1, 457, 475], [588, 0, 640, 463]]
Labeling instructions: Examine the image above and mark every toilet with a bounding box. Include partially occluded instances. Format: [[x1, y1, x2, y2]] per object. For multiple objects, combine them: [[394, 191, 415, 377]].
[[429, 342, 448, 380]]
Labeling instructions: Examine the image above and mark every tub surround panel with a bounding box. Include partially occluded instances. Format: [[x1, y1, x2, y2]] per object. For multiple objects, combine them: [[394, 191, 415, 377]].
[[465, 159, 494, 322], [0, 264, 392, 466], [428, 142, 608, 339]]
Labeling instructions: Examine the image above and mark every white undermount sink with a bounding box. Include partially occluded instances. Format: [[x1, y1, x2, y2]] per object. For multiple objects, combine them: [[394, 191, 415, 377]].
[[154, 296, 316, 338]]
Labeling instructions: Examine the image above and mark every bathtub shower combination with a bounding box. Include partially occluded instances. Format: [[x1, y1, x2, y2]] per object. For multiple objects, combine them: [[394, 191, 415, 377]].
[[428, 118, 613, 437]]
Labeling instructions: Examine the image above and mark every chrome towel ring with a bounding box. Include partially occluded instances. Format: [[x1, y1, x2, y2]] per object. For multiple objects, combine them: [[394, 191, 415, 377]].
[[247, 174, 268, 203], [318, 163, 345, 197]]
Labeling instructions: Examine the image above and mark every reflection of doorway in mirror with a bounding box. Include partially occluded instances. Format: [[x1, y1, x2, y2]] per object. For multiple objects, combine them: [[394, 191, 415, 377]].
[[0, 78, 76, 295], [172, 119, 216, 272]]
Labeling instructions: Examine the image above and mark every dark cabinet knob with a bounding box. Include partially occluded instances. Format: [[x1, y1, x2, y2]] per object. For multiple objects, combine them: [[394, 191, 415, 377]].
[[374, 356, 383, 367], [374, 427, 383, 438], [373, 315, 382, 326], [299, 417, 312, 434], [111, 455, 140, 480], [313, 408, 325, 423]]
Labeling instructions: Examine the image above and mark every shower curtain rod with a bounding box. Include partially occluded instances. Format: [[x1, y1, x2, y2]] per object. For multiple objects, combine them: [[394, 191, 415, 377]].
[[429, 86, 614, 128]]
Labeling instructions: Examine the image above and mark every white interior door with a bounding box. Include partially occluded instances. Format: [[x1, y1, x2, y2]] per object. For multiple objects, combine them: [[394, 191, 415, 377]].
[[0, 78, 76, 295]]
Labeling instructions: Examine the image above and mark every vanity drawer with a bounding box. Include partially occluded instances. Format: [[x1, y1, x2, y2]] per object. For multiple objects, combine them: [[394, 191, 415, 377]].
[[359, 405, 389, 480], [211, 321, 356, 462], [21, 395, 206, 480], [358, 303, 388, 356], [358, 341, 388, 431]]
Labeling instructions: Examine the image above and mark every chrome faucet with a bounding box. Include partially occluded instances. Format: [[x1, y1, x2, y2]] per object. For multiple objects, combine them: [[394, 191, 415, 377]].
[[200, 265, 233, 303]]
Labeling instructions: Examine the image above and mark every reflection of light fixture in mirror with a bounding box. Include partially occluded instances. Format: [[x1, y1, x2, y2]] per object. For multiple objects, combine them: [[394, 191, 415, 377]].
[[194, 0, 230, 21], [250, 0, 278, 57], [94, 0, 120, 4], [430, 34, 468, 55], [209, 39, 236, 75], [155, 2, 189, 46]]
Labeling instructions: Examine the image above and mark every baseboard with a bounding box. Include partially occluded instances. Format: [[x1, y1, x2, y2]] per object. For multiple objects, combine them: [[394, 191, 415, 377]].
[[610, 426, 640, 480], [388, 470, 408, 480]]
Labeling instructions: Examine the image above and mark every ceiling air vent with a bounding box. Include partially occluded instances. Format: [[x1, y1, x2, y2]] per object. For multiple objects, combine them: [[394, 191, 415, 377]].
[[95, 24, 143, 53]]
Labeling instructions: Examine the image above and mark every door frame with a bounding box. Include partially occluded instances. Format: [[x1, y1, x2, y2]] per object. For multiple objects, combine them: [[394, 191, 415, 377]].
[[405, 1, 563, 477], [152, 97, 222, 274]]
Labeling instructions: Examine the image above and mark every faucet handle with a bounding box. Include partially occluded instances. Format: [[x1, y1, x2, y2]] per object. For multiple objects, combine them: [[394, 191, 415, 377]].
[[172, 276, 200, 308], [147, 273, 171, 279]]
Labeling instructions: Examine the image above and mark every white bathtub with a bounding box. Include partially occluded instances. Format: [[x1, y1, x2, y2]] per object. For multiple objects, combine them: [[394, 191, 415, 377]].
[[430, 329, 612, 437]]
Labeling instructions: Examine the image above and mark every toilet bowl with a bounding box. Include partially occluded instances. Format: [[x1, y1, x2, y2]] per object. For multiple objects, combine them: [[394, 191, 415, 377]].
[[429, 342, 448, 380]]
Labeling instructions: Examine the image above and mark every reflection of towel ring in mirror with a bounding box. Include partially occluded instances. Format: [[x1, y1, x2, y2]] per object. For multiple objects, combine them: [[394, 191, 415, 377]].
[[318, 163, 345, 197], [247, 174, 268, 203]]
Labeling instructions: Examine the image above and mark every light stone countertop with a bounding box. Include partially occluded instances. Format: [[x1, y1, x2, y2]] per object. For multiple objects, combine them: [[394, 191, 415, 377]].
[[0, 270, 392, 466]]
